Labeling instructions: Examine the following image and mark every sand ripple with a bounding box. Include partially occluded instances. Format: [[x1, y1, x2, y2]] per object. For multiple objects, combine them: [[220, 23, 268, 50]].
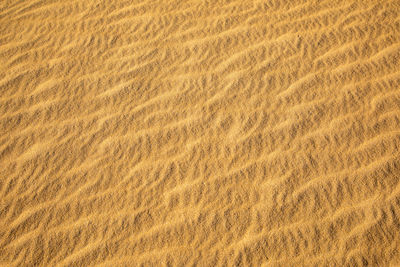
[[1, 0, 400, 266]]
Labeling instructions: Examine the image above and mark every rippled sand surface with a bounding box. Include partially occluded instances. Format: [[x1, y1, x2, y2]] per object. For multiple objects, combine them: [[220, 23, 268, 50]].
[[1, 0, 400, 266]]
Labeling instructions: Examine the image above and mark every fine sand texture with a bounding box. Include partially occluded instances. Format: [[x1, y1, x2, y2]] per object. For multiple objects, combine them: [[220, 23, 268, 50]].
[[1, 0, 400, 266]]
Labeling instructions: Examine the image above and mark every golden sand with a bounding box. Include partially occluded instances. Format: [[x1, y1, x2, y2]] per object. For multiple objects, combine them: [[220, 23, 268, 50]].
[[1, 0, 400, 266]]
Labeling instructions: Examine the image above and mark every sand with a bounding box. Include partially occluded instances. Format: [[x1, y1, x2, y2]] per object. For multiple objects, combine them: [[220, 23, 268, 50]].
[[1, 0, 400, 266]]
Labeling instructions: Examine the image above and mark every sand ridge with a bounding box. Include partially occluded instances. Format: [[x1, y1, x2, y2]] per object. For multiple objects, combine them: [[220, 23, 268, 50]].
[[1, 0, 400, 266]]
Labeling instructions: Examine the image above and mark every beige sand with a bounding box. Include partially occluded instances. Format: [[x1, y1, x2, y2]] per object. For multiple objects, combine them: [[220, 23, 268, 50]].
[[1, 0, 400, 266]]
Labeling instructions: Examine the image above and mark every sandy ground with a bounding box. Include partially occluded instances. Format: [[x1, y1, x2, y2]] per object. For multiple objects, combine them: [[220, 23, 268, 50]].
[[1, 0, 400, 266]]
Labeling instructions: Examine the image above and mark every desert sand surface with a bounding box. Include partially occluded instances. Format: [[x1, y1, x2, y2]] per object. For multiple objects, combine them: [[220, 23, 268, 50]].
[[1, 0, 400, 266]]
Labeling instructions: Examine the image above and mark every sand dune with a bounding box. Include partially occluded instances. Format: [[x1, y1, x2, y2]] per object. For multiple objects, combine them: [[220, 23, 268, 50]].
[[1, 0, 400, 266]]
